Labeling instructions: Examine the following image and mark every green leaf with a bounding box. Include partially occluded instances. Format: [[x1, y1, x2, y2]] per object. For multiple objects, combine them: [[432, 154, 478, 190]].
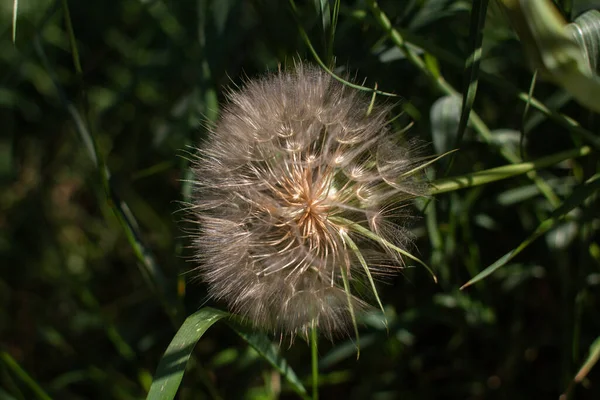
[[499, 0, 600, 112], [147, 308, 308, 400], [567, 10, 600, 74], [430, 95, 461, 155], [147, 308, 228, 400]]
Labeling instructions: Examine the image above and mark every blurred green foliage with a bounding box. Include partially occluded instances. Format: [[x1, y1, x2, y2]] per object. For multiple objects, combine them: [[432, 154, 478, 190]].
[[1, 0, 600, 399]]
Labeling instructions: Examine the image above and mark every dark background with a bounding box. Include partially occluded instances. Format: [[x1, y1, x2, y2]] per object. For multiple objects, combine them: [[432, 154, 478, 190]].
[[1, 0, 600, 399]]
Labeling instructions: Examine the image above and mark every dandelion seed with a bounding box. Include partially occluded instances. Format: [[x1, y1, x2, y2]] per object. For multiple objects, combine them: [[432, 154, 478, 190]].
[[190, 63, 427, 339]]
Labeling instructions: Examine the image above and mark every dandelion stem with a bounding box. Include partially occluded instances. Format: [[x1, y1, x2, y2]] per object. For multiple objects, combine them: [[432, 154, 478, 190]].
[[311, 321, 319, 400]]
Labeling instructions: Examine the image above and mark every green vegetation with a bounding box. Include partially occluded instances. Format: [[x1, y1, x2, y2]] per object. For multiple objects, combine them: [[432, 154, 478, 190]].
[[1, 0, 599, 399]]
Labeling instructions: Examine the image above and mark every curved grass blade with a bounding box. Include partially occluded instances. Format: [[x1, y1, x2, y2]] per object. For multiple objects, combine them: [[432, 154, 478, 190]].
[[400, 150, 459, 179], [567, 10, 600, 74], [499, 0, 600, 112], [461, 173, 600, 289], [147, 308, 308, 400], [288, 0, 398, 97], [146, 308, 228, 400], [226, 323, 308, 398], [455, 0, 489, 147]]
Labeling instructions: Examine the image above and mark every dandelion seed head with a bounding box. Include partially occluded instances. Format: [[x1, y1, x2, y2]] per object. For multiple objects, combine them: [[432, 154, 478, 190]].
[[190, 63, 426, 339]]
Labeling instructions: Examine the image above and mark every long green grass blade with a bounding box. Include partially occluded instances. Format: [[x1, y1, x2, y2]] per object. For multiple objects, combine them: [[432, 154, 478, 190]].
[[12, 0, 18, 43], [461, 173, 600, 289], [146, 308, 228, 400], [455, 0, 489, 147], [310, 322, 319, 400], [430, 146, 591, 194], [288, 0, 398, 97]]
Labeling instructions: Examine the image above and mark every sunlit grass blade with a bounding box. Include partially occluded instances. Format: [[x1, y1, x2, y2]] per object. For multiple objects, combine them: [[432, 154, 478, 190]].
[[227, 324, 308, 399], [146, 308, 228, 400], [574, 336, 600, 383], [12, 0, 18, 43], [340, 229, 386, 322], [332, 217, 437, 283], [430, 145, 591, 195], [0, 351, 52, 400], [401, 150, 459, 180], [461, 173, 600, 289], [455, 0, 489, 147], [147, 308, 308, 400]]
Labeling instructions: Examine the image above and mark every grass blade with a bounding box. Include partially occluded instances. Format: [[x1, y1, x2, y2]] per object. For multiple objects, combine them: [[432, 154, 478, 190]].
[[12, 0, 18, 43], [311, 322, 319, 400], [455, 0, 489, 147], [288, 0, 398, 97], [461, 173, 600, 289], [146, 308, 228, 400], [430, 146, 591, 195]]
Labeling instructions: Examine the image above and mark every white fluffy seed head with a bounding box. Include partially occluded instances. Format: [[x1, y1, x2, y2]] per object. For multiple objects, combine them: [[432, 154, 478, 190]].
[[190, 63, 426, 339]]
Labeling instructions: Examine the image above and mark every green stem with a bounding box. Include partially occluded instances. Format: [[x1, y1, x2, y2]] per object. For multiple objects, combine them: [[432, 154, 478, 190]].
[[311, 322, 319, 400]]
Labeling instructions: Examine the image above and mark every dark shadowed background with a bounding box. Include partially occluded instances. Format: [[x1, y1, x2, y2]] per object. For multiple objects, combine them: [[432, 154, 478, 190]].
[[1, 0, 600, 399]]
